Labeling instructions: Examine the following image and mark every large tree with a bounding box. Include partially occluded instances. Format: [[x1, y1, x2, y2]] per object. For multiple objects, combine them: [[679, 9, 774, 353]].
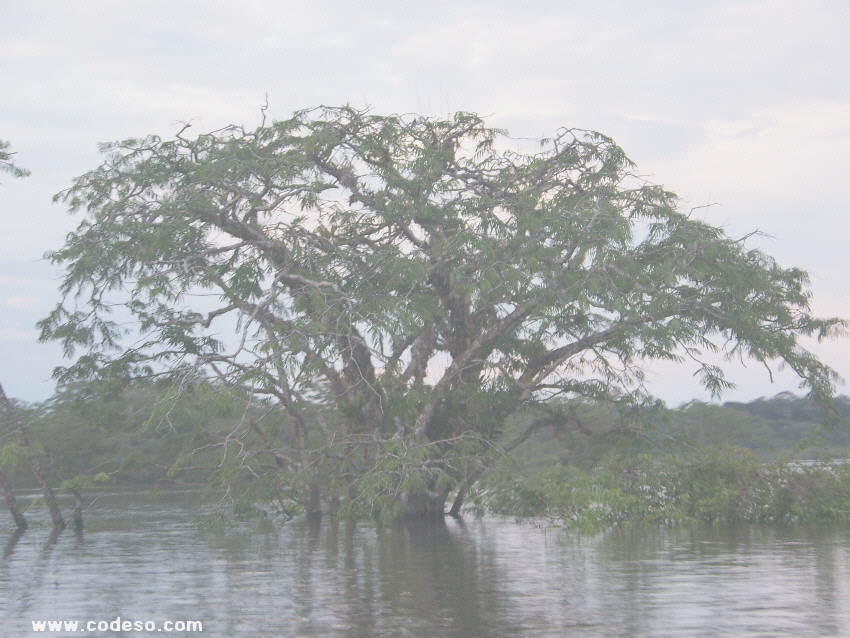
[[40, 107, 843, 519]]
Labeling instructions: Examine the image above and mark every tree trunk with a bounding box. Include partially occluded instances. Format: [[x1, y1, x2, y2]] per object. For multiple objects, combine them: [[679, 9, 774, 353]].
[[0, 381, 66, 530], [0, 466, 27, 530], [46, 447, 82, 531], [448, 485, 466, 517], [69, 488, 84, 532], [403, 487, 449, 520], [305, 480, 322, 520]]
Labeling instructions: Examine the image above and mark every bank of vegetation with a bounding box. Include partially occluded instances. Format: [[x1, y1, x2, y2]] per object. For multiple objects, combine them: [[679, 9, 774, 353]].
[[469, 393, 850, 527], [474, 448, 850, 528], [3, 382, 849, 528]]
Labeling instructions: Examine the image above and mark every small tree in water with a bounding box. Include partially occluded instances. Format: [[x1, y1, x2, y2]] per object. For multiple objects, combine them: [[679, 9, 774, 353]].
[[0, 140, 31, 530], [40, 107, 844, 521]]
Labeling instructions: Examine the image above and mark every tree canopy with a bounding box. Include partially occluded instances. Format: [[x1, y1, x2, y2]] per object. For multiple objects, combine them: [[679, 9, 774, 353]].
[[39, 107, 844, 519], [0, 139, 29, 181]]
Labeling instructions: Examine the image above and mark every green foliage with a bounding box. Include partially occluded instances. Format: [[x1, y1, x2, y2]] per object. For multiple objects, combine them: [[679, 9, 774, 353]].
[[504, 393, 850, 474], [474, 447, 850, 528], [0, 139, 29, 181], [60, 472, 110, 492], [35, 106, 845, 521], [1, 378, 260, 487], [0, 442, 25, 467], [666, 396, 850, 457]]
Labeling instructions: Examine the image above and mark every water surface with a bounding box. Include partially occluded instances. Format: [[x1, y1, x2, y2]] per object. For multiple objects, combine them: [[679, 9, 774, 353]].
[[1, 489, 849, 636]]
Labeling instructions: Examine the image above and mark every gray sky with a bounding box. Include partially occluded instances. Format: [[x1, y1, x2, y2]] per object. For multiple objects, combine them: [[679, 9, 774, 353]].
[[1, 0, 848, 405]]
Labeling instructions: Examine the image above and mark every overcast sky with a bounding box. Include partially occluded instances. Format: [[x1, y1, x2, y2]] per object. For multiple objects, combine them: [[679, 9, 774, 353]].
[[1, 0, 848, 405]]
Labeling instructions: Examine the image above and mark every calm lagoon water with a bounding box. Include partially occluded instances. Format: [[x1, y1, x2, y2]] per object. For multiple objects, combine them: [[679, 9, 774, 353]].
[[1, 488, 850, 637]]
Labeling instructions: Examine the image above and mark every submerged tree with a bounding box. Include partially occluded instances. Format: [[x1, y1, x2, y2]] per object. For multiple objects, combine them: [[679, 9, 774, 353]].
[[1, 140, 30, 530], [39, 107, 844, 520], [2, 141, 67, 530]]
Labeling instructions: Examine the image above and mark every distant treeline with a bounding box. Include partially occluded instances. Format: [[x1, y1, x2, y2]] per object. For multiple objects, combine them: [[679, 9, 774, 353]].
[[0, 379, 269, 487], [501, 391, 850, 475], [678, 393, 850, 455], [1, 381, 848, 490]]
